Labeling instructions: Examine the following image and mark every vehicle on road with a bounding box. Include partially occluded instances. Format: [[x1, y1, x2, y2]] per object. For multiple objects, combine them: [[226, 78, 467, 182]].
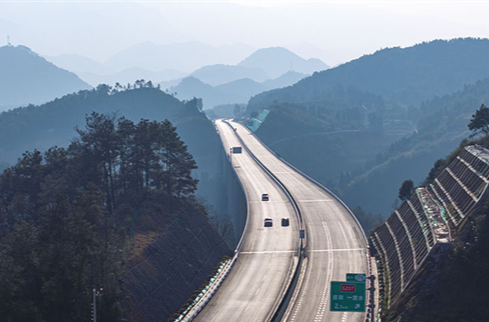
[[262, 193, 269, 201], [264, 218, 273, 227], [281, 218, 290, 226], [232, 146, 242, 154]]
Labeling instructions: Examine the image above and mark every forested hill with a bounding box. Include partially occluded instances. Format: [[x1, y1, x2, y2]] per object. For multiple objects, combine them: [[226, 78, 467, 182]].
[[0, 83, 213, 167], [0, 84, 226, 229], [341, 78, 489, 216], [0, 113, 230, 321], [0, 45, 91, 111], [248, 38, 489, 109], [245, 38, 489, 220]]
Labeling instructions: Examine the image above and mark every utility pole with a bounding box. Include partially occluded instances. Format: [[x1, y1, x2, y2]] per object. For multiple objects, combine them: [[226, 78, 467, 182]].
[[92, 288, 103, 322]]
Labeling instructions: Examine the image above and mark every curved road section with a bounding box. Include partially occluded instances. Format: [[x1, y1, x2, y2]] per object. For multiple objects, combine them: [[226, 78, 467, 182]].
[[194, 120, 299, 322], [229, 120, 368, 322]]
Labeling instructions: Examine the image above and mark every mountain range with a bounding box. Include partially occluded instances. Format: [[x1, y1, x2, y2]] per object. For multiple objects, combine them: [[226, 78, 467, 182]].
[[248, 38, 489, 110], [48, 43, 329, 87], [246, 38, 489, 216], [188, 47, 328, 86], [47, 41, 257, 86], [167, 47, 327, 109], [169, 71, 307, 109], [341, 77, 489, 216], [5, 44, 326, 113]]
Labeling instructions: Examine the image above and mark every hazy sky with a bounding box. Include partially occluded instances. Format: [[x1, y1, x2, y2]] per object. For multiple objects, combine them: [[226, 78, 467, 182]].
[[1, 0, 489, 66]]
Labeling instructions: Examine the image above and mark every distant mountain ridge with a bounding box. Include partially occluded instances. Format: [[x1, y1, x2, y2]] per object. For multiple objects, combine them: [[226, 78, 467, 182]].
[[248, 38, 489, 110], [238, 47, 328, 78], [189, 64, 269, 86], [0, 45, 91, 111], [192, 47, 328, 86], [245, 38, 489, 217], [46, 41, 256, 87], [341, 77, 489, 215], [166, 47, 322, 109], [170, 71, 307, 109], [47, 44, 324, 94]]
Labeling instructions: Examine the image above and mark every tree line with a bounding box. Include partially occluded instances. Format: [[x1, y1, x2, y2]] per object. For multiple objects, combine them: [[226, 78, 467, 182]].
[[0, 113, 199, 321]]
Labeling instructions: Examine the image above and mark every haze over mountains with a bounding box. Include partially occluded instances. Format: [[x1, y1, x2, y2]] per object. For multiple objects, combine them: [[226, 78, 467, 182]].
[[48, 42, 252, 73], [48, 42, 256, 86], [7, 44, 328, 112], [0, 45, 91, 111], [170, 47, 327, 109]]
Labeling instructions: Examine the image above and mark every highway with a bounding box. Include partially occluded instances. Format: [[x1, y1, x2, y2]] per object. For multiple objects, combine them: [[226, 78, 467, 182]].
[[193, 120, 299, 322], [194, 119, 368, 322], [228, 120, 368, 322]]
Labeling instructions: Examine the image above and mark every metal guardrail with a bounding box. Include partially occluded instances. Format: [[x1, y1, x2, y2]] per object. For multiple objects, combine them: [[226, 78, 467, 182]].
[[177, 122, 249, 322], [179, 255, 238, 322]]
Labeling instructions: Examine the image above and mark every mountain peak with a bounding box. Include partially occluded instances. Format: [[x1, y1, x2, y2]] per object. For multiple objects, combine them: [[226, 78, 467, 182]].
[[1, 44, 37, 56], [238, 46, 328, 78]]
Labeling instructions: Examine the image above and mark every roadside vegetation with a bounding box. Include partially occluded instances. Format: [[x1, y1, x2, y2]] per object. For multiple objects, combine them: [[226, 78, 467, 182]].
[[0, 113, 201, 321]]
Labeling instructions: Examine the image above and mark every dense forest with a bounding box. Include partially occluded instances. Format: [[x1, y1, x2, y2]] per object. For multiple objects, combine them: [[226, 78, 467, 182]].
[[248, 38, 489, 109], [245, 38, 489, 218], [340, 77, 489, 217], [0, 113, 203, 321], [0, 82, 236, 243]]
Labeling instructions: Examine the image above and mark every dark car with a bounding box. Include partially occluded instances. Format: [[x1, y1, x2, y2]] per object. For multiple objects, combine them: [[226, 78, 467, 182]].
[[264, 218, 273, 227], [281, 218, 290, 226], [262, 194, 269, 201]]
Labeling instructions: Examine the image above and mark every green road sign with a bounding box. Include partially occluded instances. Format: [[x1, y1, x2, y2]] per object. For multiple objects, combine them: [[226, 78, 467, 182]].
[[346, 273, 366, 283], [330, 281, 366, 312]]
